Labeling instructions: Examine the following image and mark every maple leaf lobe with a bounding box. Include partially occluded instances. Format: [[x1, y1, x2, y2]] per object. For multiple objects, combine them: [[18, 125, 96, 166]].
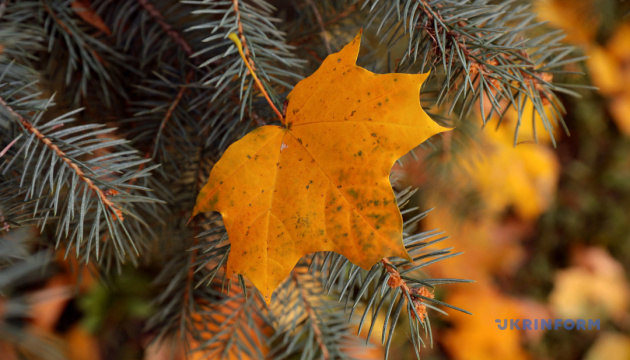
[[192, 31, 450, 304]]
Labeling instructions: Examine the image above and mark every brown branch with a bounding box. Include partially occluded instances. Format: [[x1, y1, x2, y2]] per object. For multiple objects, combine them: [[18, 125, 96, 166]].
[[161, 85, 187, 132], [42, 2, 72, 35], [305, 0, 332, 54], [289, 2, 359, 47], [128, 70, 195, 190], [324, 3, 359, 27], [180, 232, 198, 327], [180, 150, 209, 327], [152, 70, 194, 157], [137, 0, 193, 57], [0, 96, 123, 221]]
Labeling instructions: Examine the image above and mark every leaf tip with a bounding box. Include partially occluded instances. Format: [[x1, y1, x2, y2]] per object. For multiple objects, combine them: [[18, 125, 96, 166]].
[[354, 28, 363, 44]]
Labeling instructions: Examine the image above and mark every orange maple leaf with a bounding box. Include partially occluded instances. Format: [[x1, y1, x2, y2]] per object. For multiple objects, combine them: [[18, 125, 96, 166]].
[[192, 31, 450, 303]]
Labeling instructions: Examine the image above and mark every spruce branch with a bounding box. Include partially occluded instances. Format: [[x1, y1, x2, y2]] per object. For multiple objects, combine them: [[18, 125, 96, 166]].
[[381, 258, 433, 323], [292, 272, 331, 360], [0, 96, 123, 221], [270, 271, 362, 360], [136, 0, 194, 57], [189, 284, 270, 360], [0, 62, 162, 267], [365, 0, 584, 144], [186, 0, 303, 125], [152, 70, 195, 160], [304, 0, 333, 54], [411, 0, 554, 106], [38, 0, 131, 106]]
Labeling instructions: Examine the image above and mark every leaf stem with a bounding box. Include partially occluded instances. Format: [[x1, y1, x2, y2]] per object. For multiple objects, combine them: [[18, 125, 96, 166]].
[[228, 33, 284, 123]]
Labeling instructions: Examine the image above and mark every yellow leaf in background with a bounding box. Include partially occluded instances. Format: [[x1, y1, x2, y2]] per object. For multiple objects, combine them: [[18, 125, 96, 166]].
[[423, 207, 526, 280], [30, 275, 73, 332], [584, 333, 630, 360], [584, 24, 630, 136], [536, 0, 630, 136], [460, 127, 559, 220], [407, 116, 560, 285], [603, 24, 630, 136], [549, 247, 630, 320], [610, 93, 630, 135], [586, 46, 622, 96], [191, 32, 450, 303], [607, 24, 630, 61], [66, 325, 101, 360], [504, 100, 561, 144], [586, 25, 630, 97], [535, 0, 599, 45]]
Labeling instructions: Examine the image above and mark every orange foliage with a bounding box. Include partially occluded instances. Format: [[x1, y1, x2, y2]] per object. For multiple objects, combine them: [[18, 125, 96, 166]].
[[189, 288, 269, 360], [535, 0, 599, 45], [441, 283, 531, 360], [537, 1, 630, 136], [65, 325, 101, 360], [591, 25, 630, 136], [399, 90, 561, 359]]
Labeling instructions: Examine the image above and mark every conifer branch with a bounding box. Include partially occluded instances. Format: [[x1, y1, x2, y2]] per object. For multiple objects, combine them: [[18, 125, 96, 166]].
[[292, 272, 331, 360], [153, 70, 195, 159], [381, 258, 433, 322], [137, 0, 193, 57], [365, 0, 582, 144], [271, 270, 358, 359], [0, 96, 123, 220], [304, 0, 332, 54], [413, 0, 554, 105], [289, 2, 359, 48]]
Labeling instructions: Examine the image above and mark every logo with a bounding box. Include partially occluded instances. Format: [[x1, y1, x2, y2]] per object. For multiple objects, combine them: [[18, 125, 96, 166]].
[[495, 319, 600, 330]]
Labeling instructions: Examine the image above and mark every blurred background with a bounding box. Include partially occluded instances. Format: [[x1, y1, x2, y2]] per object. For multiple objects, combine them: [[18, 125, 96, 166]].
[[391, 0, 630, 359], [2, 0, 630, 359]]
